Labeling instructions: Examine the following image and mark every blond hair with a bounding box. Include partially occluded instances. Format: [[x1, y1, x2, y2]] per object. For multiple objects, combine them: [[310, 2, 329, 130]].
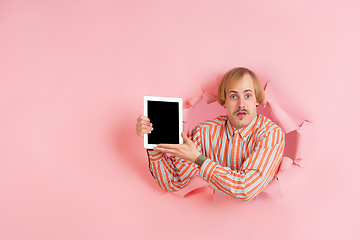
[[217, 67, 265, 106]]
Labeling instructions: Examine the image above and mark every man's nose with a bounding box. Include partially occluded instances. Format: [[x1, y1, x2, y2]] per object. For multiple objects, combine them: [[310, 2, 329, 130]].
[[238, 97, 245, 108]]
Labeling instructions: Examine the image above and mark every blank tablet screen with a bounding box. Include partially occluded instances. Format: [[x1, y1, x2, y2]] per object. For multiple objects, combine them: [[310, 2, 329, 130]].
[[147, 100, 180, 144]]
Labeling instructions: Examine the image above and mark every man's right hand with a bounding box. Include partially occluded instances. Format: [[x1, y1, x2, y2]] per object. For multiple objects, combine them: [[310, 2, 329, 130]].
[[136, 115, 153, 138]]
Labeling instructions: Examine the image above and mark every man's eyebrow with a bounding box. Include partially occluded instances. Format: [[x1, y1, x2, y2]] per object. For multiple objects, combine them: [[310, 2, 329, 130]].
[[244, 89, 253, 93], [228, 89, 253, 94], [228, 90, 239, 94]]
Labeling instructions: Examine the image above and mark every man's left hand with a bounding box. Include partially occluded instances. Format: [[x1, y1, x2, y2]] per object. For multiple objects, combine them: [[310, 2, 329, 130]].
[[154, 132, 201, 163]]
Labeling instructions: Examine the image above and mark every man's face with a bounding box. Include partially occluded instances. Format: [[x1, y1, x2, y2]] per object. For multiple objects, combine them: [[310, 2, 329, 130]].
[[224, 74, 259, 129]]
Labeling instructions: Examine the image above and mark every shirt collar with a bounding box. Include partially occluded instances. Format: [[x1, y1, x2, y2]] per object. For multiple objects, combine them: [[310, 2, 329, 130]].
[[225, 115, 259, 140]]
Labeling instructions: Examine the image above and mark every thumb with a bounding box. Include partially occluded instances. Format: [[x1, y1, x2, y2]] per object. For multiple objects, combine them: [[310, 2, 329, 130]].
[[181, 132, 191, 144]]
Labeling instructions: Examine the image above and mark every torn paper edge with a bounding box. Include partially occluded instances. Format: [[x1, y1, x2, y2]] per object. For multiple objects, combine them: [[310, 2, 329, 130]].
[[177, 79, 311, 199]]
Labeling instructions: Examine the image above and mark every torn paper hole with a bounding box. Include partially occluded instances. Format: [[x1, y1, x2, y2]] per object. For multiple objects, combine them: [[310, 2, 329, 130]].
[[178, 77, 311, 199]]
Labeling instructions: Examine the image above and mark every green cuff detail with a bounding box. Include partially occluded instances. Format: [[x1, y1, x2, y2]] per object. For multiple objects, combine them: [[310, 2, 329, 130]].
[[194, 154, 207, 168]]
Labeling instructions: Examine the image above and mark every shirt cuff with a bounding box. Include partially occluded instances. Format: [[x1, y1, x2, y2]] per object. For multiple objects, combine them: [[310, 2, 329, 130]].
[[146, 150, 165, 162], [199, 158, 217, 182]]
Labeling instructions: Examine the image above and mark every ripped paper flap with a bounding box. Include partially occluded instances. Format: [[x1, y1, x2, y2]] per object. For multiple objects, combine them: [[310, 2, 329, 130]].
[[267, 100, 299, 134], [201, 80, 219, 104], [262, 177, 283, 198], [280, 156, 294, 171]]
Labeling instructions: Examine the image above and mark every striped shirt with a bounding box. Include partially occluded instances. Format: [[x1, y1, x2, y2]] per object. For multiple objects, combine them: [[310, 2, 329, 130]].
[[147, 114, 285, 201]]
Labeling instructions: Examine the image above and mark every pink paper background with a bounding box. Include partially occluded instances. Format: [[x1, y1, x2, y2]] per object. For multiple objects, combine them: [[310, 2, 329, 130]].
[[1, 0, 360, 239]]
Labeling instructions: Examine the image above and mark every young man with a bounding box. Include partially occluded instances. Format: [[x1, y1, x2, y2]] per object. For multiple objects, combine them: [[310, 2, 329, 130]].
[[136, 67, 285, 201]]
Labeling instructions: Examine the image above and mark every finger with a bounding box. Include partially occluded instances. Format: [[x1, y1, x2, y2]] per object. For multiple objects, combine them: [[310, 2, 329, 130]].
[[136, 126, 152, 137], [137, 129, 147, 138], [136, 116, 151, 129], [137, 115, 150, 122], [136, 128, 144, 138], [136, 119, 152, 131], [138, 123, 152, 133], [181, 132, 194, 146], [137, 122, 152, 130], [153, 146, 175, 154], [156, 144, 180, 150], [136, 120, 153, 134], [137, 115, 146, 121], [181, 132, 190, 143], [137, 118, 152, 127]]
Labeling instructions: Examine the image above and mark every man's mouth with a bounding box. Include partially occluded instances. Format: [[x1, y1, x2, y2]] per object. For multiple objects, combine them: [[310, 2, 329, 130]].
[[234, 110, 248, 118]]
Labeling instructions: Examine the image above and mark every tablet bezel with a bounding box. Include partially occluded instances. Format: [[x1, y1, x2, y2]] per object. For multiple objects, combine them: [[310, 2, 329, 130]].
[[143, 96, 183, 149]]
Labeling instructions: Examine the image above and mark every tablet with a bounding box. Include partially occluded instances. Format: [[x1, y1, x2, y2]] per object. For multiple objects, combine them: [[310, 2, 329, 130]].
[[143, 96, 183, 149]]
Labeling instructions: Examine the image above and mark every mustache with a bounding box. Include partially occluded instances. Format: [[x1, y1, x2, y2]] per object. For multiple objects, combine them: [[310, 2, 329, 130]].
[[233, 109, 249, 115]]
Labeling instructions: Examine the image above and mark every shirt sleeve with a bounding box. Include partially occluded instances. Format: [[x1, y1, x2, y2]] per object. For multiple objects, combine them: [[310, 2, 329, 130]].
[[196, 127, 285, 201], [147, 149, 199, 191]]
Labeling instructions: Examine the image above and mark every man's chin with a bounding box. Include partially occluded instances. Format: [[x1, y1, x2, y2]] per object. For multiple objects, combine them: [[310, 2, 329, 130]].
[[231, 118, 249, 129], [235, 114, 247, 121]]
